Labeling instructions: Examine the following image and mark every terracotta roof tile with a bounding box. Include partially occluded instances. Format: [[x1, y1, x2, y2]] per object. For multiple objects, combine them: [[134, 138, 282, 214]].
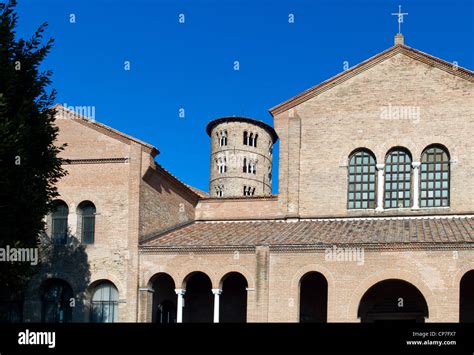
[[141, 216, 474, 249]]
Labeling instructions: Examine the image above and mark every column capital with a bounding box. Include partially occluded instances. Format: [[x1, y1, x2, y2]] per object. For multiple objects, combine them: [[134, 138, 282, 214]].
[[138, 287, 154, 293], [412, 161, 421, 168], [175, 288, 186, 296], [376, 163, 385, 170], [212, 288, 222, 295]]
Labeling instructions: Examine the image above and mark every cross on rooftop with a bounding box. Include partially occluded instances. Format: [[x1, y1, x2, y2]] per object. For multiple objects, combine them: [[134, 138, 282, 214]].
[[391, 5, 408, 34]]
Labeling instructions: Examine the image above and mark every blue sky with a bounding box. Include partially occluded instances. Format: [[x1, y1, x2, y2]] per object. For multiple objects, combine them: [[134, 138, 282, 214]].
[[14, 0, 473, 193]]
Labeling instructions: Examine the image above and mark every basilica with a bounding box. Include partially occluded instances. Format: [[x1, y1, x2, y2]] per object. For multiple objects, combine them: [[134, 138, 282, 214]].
[[9, 34, 474, 323]]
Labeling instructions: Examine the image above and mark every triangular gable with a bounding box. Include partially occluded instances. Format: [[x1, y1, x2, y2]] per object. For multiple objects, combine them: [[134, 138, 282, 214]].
[[52, 104, 159, 157], [269, 44, 474, 117]]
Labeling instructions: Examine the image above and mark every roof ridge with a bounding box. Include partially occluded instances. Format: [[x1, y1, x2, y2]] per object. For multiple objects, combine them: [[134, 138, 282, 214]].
[[269, 44, 473, 116], [52, 104, 159, 156], [153, 163, 202, 199], [198, 214, 474, 224]]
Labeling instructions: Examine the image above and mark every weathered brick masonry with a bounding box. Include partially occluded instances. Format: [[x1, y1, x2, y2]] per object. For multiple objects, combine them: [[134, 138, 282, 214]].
[[23, 38, 474, 323]]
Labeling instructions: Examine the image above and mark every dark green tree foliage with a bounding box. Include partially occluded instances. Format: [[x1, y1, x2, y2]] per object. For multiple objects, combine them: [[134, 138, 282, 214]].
[[0, 0, 66, 293]]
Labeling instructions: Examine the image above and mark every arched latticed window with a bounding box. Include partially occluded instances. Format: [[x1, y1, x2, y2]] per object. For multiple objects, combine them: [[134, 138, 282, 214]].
[[90, 282, 119, 323], [51, 200, 68, 245], [77, 201, 96, 244], [384, 148, 412, 209], [347, 150, 376, 209], [420, 145, 450, 207], [41, 279, 73, 323]]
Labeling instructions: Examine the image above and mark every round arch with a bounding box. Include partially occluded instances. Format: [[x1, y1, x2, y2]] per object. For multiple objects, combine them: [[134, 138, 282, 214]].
[[290, 264, 336, 322], [376, 141, 420, 163], [147, 273, 177, 323], [86, 279, 119, 323], [298, 271, 328, 323], [459, 269, 474, 323], [451, 263, 474, 289], [178, 266, 218, 289], [40, 278, 74, 323], [357, 279, 428, 322], [385, 146, 413, 160], [421, 143, 451, 159], [88, 274, 125, 299], [182, 271, 213, 323], [86, 279, 120, 299], [219, 272, 248, 323], [338, 145, 378, 169], [76, 200, 96, 213], [25, 272, 77, 300], [348, 147, 377, 161], [347, 270, 437, 322], [217, 267, 254, 290], [146, 272, 178, 290]]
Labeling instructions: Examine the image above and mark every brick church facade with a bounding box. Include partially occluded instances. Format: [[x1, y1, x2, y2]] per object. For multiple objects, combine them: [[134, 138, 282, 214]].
[[16, 35, 474, 323]]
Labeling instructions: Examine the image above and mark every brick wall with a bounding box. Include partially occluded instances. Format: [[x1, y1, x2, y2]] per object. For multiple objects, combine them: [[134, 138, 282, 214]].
[[139, 246, 474, 322], [195, 197, 282, 221], [275, 52, 474, 218]]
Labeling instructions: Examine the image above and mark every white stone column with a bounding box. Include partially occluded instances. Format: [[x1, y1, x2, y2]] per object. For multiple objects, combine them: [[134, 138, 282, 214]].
[[412, 162, 421, 209], [212, 289, 222, 323], [175, 289, 185, 323], [375, 163, 385, 212]]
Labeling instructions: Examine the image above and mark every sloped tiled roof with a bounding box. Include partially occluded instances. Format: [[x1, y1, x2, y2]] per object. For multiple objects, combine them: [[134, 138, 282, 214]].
[[140, 216, 474, 250]]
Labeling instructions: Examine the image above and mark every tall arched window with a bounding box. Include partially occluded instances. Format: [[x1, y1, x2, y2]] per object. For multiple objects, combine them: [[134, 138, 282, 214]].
[[384, 148, 412, 209], [51, 200, 68, 245], [90, 282, 119, 323], [243, 131, 248, 145], [347, 150, 376, 209], [420, 145, 450, 207], [250, 160, 256, 174], [217, 157, 227, 174], [222, 130, 227, 146], [77, 201, 96, 245], [41, 279, 73, 323], [218, 130, 227, 147]]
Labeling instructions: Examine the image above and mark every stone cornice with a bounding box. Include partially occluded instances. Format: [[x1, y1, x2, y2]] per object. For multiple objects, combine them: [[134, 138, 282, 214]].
[[62, 157, 128, 164], [139, 242, 474, 254]]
